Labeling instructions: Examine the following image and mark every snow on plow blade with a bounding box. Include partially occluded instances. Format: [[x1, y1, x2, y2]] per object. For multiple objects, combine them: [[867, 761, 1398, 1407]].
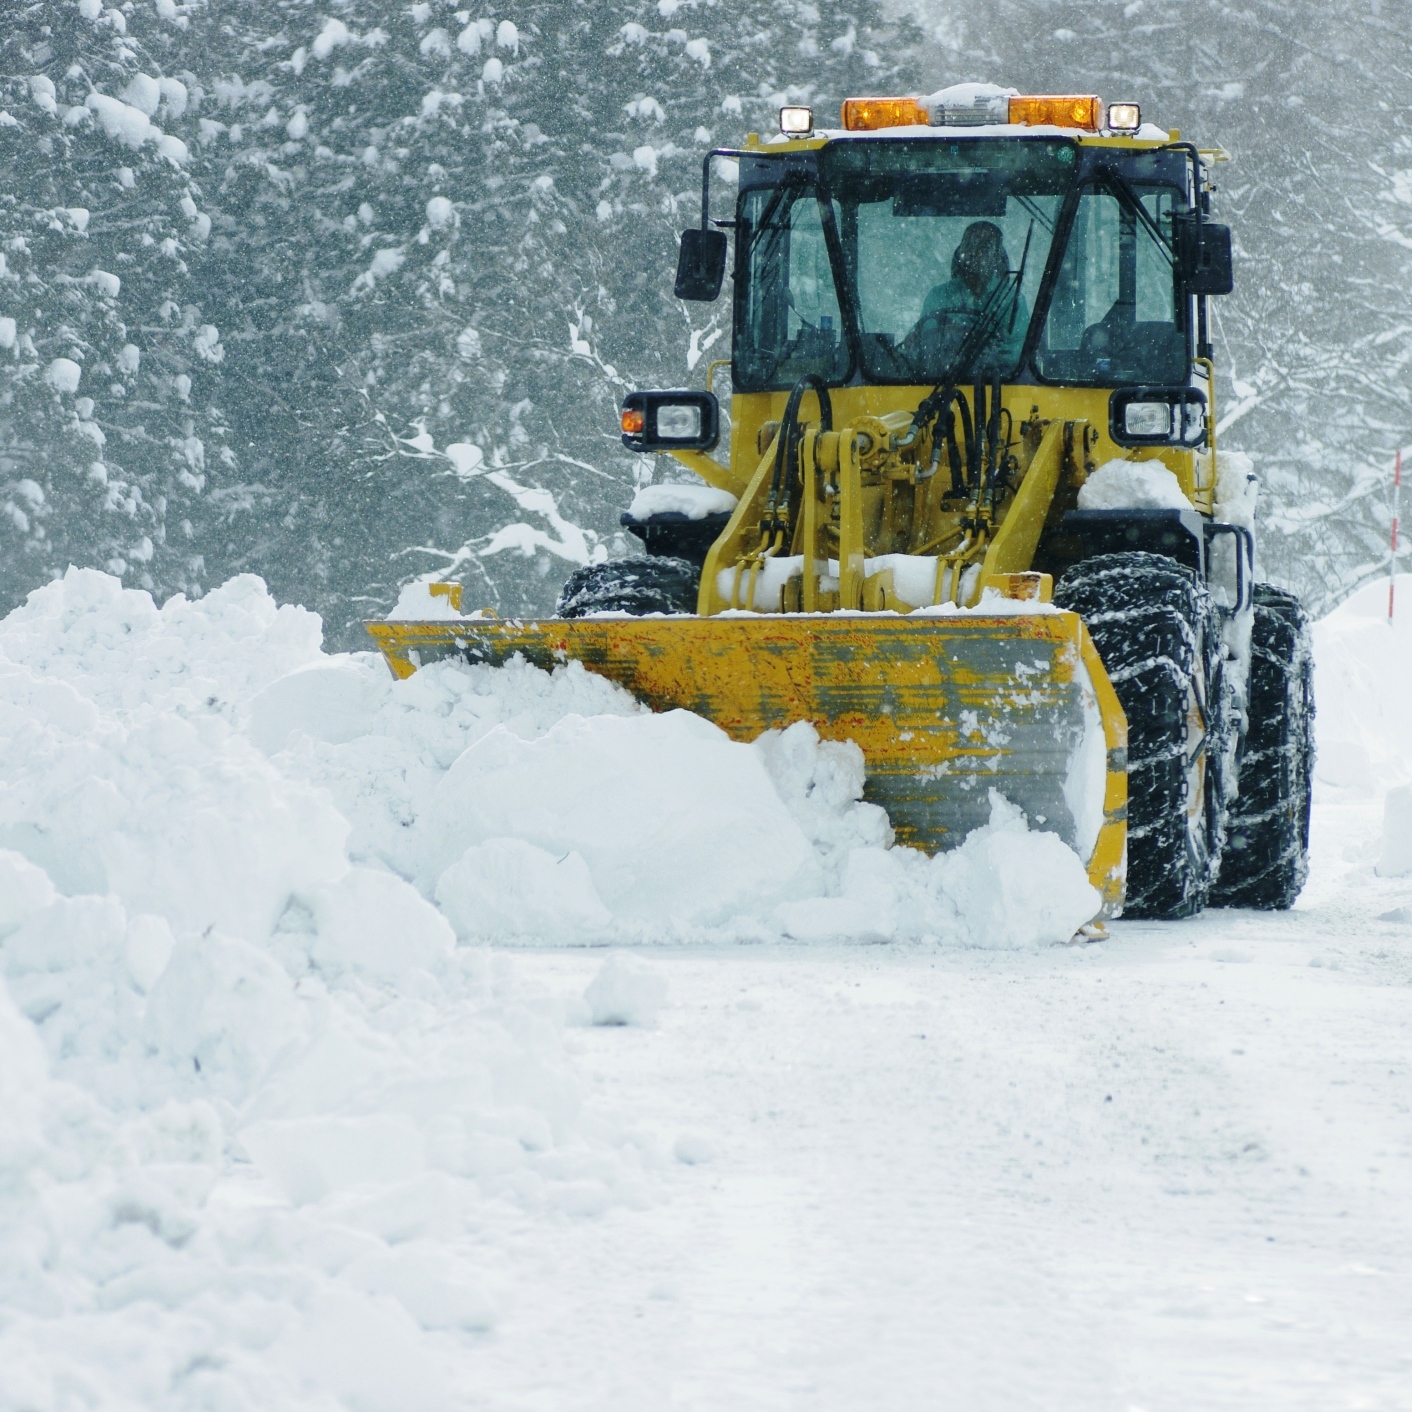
[[367, 612, 1128, 909]]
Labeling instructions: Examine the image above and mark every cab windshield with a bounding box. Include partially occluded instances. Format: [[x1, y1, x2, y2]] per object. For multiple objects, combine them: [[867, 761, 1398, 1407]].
[[732, 138, 1192, 391]]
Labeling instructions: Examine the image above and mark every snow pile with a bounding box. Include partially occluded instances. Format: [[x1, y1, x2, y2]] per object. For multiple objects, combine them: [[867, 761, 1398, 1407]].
[[1312, 573, 1412, 792], [1077, 458, 1194, 512], [0, 568, 1106, 1403], [0, 571, 656, 1406], [583, 953, 669, 1027], [773, 791, 1099, 948], [628, 483, 738, 520], [1377, 784, 1412, 877]]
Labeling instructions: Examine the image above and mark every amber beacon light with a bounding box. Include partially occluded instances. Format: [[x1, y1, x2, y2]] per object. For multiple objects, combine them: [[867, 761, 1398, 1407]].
[[841, 97, 930, 131], [1007, 94, 1104, 130]]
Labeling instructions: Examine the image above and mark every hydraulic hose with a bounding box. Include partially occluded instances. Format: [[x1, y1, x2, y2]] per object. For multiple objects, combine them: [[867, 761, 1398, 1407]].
[[766, 374, 833, 542]]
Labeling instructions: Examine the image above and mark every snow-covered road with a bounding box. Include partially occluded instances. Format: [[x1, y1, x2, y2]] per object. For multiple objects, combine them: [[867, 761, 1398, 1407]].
[[474, 793, 1412, 1411], [1, 571, 1408, 1410]]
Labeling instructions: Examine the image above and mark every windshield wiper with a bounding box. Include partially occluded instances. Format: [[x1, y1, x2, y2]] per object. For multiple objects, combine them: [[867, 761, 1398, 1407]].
[[1094, 163, 1177, 266]]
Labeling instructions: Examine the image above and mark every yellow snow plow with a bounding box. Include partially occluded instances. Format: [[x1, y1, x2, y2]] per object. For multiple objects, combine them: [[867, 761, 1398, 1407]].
[[372, 88, 1303, 922]]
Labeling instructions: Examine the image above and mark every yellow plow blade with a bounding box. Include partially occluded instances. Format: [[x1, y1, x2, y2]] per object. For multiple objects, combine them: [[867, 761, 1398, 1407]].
[[366, 613, 1127, 910]]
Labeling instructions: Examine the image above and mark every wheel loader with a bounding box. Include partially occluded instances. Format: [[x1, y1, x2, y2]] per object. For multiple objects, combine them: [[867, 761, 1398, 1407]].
[[369, 86, 1314, 920]]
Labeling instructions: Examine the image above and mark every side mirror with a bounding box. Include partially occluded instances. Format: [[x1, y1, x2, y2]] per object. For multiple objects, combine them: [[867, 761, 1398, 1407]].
[[620, 390, 720, 452], [1176, 217, 1233, 296], [674, 228, 728, 302]]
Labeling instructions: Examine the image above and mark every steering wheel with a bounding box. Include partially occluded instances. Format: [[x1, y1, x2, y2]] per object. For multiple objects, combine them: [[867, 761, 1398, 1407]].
[[899, 306, 968, 371]]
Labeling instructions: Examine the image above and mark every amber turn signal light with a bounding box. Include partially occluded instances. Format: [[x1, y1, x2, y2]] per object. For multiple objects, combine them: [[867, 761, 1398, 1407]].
[[620, 407, 646, 436], [841, 97, 929, 131]]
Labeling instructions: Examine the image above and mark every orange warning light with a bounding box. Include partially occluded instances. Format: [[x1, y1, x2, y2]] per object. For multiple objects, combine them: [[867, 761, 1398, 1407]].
[[1007, 95, 1104, 131], [620, 407, 646, 435], [841, 97, 930, 131]]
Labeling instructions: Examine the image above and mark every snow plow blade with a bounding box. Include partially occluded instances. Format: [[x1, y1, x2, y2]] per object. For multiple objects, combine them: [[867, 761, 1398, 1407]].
[[367, 612, 1127, 909]]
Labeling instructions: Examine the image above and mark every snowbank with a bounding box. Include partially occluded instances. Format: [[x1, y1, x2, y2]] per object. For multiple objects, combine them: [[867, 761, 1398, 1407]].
[[0, 568, 1107, 1403], [1377, 784, 1412, 877], [1313, 573, 1412, 793]]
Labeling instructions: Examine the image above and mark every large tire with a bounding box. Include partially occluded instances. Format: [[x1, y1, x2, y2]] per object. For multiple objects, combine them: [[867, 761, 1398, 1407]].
[[1209, 585, 1314, 909], [555, 556, 700, 618], [1056, 552, 1229, 920]]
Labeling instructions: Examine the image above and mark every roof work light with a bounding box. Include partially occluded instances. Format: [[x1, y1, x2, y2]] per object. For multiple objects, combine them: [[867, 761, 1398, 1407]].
[[779, 105, 814, 136], [1107, 101, 1142, 132]]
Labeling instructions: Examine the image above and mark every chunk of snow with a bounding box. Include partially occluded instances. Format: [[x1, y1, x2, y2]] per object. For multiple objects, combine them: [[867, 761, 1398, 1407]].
[[584, 954, 669, 1027], [436, 838, 612, 944], [0, 317, 15, 350], [632, 145, 659, 177], [0, 851, 57, 939], [386, 580, 469, 620], [122, 74, 161, 117], [312, 18, 352, 59], [424, 711, 821, 929], [921, 82, 1018, 124], [30, 76, 57, 114], [159, 77, 188, 118], [496, 20, 519, 53], [481, 57, 504, 84], [45, 357, 82, 393], [1214, 448, 1259, 532], [931, 791, 1101, 947], [1377, 784, 1412, 877], [628, 483, 738, 520], [86, 92, 155, 149], [1077, 458, 1193, 512], [425, 195, 454, 227]]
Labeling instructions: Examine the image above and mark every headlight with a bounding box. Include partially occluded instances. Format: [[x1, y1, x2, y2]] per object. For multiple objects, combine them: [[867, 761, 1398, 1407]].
[[1110, 387, 1208, 448], [1124, 401, 1172, 438], [655, 403, 702, 439], [619, 391, 721, 453]]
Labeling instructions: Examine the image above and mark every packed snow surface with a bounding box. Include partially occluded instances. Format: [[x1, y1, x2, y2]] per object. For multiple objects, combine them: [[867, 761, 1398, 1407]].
[[1, 566, 1409, 1409]]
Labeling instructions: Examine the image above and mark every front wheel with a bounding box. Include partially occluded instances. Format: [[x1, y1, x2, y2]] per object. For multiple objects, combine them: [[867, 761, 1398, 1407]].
[[1209, 585, 1314, 909], [555, 556, 700, 618], [1057, 551, 1229, 919]]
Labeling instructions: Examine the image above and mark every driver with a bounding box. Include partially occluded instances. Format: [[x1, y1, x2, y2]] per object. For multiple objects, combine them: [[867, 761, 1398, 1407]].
[[916, 221, 1029, 366]]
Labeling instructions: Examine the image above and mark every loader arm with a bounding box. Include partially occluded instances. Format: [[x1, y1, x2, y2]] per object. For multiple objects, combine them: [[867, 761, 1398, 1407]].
[[979, 420, 1075, 592]]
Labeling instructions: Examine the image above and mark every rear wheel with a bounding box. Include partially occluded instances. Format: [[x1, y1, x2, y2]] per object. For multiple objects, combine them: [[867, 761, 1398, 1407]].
[[1057, 551, 1229, 919], [1210, 585, 1314, 909], [555, 555, 700, 618]]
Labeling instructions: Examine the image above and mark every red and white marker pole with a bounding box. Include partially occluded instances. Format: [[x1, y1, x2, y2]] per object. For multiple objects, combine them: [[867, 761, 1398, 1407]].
[[1393, 447, 1403, 624]]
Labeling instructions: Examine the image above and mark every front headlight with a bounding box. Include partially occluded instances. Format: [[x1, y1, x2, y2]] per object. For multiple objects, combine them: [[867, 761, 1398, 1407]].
[[655, 403, 703, 440], [1110, 387, 1208, 448], [1124, 401, 1173, 438], [619, 390, 721, 453]]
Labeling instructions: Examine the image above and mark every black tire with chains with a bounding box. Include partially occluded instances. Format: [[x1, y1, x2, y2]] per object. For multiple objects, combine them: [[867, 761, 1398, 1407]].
[[1209, 585, 1314, 909], [1056, 551, 1230, 919], [555, 556, 701, 618]]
